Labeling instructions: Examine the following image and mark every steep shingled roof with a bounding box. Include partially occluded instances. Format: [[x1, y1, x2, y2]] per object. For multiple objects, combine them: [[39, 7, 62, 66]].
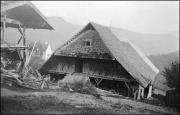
[[1, 1, 53, 30], [44, 22, 159, 88]]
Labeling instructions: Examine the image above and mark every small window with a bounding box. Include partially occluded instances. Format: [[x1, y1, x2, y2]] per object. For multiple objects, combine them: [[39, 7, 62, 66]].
[[86, 41, 91, 46], [84, 41, 91, 46]]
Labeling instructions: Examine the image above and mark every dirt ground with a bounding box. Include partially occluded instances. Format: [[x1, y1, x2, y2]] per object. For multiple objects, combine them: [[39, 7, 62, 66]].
[[1, 84, 179, 114]]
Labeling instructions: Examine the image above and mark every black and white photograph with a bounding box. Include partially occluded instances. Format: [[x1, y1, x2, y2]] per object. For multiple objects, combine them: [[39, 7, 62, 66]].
[[1, 1, 179, 114]]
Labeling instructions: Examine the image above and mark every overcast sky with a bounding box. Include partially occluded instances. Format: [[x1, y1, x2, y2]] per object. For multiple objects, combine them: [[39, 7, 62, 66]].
[[32, 1, 179, 34]]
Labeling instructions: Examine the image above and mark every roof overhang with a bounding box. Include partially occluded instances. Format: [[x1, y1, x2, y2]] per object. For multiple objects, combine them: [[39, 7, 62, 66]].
[[1, 1, 54, 30]]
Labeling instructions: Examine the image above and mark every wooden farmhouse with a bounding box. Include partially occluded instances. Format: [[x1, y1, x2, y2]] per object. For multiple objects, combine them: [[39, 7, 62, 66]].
[[1, 1, 53, 73], [39, 22, 159, 99]]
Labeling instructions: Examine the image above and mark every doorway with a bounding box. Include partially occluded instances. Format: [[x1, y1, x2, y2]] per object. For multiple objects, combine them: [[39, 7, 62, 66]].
[[75, 58, 83, 73]]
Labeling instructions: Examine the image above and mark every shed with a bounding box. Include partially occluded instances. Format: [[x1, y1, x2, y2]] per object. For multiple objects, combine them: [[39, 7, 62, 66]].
[[1, 1, 54, 73]]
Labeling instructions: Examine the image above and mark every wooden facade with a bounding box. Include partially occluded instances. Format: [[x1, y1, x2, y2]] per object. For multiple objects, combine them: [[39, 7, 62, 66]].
[[41, 56, 134, 79], [40, 55, 138, 97]]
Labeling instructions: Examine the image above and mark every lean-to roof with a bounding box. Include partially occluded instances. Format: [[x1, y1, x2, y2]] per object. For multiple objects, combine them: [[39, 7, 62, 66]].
[[1, 1, 53, 30]]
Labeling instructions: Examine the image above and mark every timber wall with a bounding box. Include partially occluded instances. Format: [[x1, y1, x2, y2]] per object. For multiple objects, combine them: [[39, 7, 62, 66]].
[[41, 56, 75, 74], [83, 58, 133, 80], [42, 56, 134, 81]]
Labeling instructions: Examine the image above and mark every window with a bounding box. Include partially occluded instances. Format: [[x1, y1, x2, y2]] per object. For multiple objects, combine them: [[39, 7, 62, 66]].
[[84, 40, 91, 46], [86, 41, 91, 46]]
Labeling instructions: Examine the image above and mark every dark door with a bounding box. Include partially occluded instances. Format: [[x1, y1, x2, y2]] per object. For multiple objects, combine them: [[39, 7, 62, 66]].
[[75, 58, 83, 73]]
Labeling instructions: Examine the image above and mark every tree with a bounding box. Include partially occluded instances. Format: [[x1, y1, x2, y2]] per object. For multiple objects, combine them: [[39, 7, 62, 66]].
[[163, 61, 179, 109], [162, 61, 179, 93]]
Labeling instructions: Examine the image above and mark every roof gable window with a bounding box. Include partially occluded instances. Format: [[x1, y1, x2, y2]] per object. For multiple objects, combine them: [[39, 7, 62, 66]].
[[83, 39, 92, 47]]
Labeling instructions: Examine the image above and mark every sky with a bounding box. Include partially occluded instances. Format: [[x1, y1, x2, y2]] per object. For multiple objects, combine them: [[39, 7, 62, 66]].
[[32, 1, 179, 34]]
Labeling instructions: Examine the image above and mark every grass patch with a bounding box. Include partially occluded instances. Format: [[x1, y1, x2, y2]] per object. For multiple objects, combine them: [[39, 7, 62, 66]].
[[1, 94, 110, 114]]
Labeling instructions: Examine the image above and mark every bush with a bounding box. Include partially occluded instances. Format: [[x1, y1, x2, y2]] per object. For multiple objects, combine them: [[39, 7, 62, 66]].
[[58, 73, 101, 99]]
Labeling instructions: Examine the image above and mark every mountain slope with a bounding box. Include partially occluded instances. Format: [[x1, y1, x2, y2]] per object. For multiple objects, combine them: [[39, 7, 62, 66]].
[[3, 16, 179, 55], [147, 51, 179, 92], [148, 51, 179, 71], [3, 17, 81, 51], [112, 28, 179, 55]]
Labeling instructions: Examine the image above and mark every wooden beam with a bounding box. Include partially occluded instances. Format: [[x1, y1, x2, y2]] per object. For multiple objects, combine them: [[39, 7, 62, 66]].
[[48, 70, 68, 74], [36, 70, 43, 79], [1, 46, 29, 48], [1, 17, 23, 25], [124, 82, 130, 97], [94, 78, 103, 87], [61, 63, 65, 71], [18, 25, 23, 35], [46, 70, 135, 82], [17, 26, 23, 44], [16, 61, 22, 73], [24, 41, 36, 68], [2, 14, 6, 41], [17, 36, 22, 44], [88, 74, 134, 82], [22, 26, 26, 66], [40, 75, 50, 89]]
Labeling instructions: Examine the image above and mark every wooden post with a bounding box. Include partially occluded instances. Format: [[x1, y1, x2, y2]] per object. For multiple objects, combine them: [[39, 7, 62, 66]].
[[2, 14, 6, 42], [147, 85, 152, 98], [40, 79, 46, 89], [141, 88, 144, 98], [124, 82, 130, 97], [23, 26, 26, 64], [1, 26, 2, 38], [35, 70, 43, 78], [40, 76, 50, 89], [133, 89, 138, 99], [18, 25, 27, 78], [17, 25, 26, 75], [17, 24, 25, 44], [24, 41, 37, 68], [94, 78, 102, 87], [137, 85, 141, 100]]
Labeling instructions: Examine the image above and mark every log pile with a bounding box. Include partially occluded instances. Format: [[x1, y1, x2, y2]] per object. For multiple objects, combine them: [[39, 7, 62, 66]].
[[1, 67, 23, 85], [1, 64, 51, 90]]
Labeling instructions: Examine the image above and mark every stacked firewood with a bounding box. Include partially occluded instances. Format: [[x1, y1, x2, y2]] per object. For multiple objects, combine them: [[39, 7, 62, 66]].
[[1, 63, 50, 90]]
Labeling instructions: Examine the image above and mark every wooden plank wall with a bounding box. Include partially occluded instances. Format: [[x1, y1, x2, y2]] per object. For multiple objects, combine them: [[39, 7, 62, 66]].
[[47, 56, 75, 74], [83, 59, 133, 80], [45, 56, 134, 81]]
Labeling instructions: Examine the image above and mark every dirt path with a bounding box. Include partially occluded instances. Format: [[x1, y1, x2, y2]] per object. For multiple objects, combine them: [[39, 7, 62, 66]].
[[1, 87, 179, 114]]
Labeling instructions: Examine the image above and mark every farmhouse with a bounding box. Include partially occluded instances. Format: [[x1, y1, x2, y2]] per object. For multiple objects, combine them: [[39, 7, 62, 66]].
[[39, 22, 159, 98]]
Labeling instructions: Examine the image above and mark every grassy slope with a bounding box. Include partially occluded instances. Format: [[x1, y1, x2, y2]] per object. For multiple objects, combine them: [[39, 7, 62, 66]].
[[1, 84, 179, 114]]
